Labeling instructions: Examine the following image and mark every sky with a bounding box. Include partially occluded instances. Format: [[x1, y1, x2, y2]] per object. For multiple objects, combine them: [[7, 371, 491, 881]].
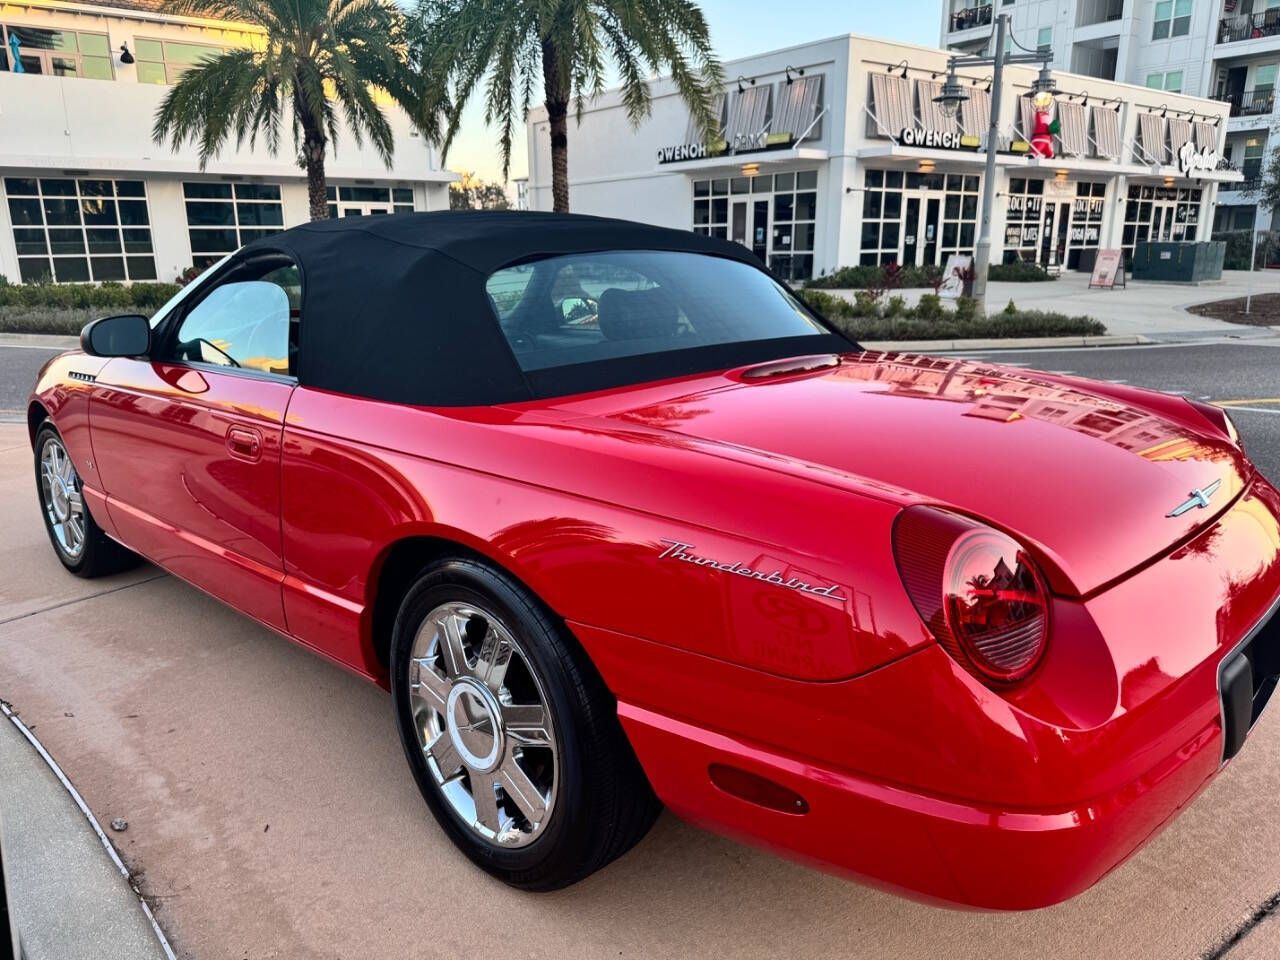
[[442, 0, 941, 185]]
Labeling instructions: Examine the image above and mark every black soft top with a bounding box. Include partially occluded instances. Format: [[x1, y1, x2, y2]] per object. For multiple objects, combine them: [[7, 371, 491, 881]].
[[242, 211, 848, 406]]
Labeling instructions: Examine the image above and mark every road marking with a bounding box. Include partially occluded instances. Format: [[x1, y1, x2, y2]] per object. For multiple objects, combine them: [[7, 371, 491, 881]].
[[1215, 398, 1280, 407], [1107, 379, 1129, 384], [0, 342, 68, 351], [1216, 405, 1280, 416]]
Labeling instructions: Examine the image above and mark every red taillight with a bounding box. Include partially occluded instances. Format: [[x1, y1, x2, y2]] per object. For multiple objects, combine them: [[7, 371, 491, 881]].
[[894, 506, 1050, 686]]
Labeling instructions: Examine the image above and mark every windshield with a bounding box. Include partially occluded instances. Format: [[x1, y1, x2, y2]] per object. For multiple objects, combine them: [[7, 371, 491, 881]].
[[485, 251, 828, 372]]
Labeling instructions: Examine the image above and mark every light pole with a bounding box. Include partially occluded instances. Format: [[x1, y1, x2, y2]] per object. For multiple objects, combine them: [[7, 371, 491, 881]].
[[932, 14, 1057, 316]]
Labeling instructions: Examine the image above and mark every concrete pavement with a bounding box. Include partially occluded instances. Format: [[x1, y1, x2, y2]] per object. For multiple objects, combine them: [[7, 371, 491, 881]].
[[0, 710, 173, 960], [4, 342, 1280, 958], [827, 267, 1280, 339]]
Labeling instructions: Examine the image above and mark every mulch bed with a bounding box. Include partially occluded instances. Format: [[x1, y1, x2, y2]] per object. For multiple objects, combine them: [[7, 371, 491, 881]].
[[1187, 293, 1280, 327]]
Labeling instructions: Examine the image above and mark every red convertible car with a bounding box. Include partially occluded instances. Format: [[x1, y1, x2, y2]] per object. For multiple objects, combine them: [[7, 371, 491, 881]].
[[27, 212, 1280, 907]]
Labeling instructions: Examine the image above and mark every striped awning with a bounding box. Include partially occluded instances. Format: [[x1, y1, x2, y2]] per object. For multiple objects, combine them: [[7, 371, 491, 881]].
[[1167, 118, 1193, 159], [684, 92, 726, 143], [774, 74, 824, 141], [1056, 101, 1088, 157], [916, 79, 958, 134], [1194, 120, 1220, 152], [1091, 106, 1121, 160], [723, 85, 773, 145], [960, 87, 991, 139], [869, 73, 914, 138], [1137, 113, 1168, 164], [1017, 96, 1037, 141]]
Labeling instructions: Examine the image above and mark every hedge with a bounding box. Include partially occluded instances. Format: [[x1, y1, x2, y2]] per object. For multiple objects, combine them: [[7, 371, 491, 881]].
[[0, 279, 180, 311], [797, 288, 1105, 340], [807, 261, 1055, 289]]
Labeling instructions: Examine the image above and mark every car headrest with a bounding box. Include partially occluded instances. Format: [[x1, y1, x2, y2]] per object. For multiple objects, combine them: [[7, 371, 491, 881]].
[[598, 288, 678, 341]]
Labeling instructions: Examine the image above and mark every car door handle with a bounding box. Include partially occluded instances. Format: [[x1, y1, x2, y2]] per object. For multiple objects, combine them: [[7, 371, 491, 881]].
[[226, 425, 263, 462]]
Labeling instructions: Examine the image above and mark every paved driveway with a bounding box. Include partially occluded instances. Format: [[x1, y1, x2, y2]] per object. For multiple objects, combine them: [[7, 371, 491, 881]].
[[3, 348, 1280, 958]]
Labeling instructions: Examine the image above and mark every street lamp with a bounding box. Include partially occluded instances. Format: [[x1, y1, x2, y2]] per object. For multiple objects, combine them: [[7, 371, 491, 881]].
[[933, 14, 1055, 316]]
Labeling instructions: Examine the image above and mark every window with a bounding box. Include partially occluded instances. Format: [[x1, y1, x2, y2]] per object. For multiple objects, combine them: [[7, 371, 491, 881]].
[[184, 182, 284, 268], [325, 185, 415, 218], [769, 170, 818, 281], [167, 262, 298, 376], [134, 38, 224, 84], [1037, 27, 1052, 48], [1153, 0, 1191, 39], [1146, 70, 1183, 92], [4, 177, 155, 283], [0, 24, 112, 78], [485, 250, 827, 372], [691, 178, 730, 239]]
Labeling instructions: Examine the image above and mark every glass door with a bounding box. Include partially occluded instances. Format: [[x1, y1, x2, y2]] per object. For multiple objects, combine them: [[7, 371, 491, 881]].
[[903, 197, 922, 267], [751, 199, 769, 261], [922, 198, 940, 266], [731, 199, 749, 246]]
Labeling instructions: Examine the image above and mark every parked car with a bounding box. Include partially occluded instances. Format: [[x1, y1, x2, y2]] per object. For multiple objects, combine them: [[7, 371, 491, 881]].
[[27, 211, 1280, 907]]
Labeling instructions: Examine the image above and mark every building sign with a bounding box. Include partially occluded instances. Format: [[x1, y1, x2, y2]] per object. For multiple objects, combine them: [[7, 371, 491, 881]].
[[1177, 141, 1221, 178], [657, 143, 710, 164], [896, 128, 981, 150]]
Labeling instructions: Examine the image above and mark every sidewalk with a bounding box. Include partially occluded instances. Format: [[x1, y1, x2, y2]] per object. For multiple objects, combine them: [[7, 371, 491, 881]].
[[824, 268, 1280, 339], [0, 706, 173, 960]]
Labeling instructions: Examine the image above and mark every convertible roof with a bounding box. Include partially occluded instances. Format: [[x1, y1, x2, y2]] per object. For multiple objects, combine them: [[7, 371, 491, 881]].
[[241, 211, 817, 407]]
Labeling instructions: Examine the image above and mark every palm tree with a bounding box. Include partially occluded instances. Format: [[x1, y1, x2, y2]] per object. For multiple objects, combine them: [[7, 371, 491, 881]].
[[419, 0, 723, 212], [153, 0, 438, 221]]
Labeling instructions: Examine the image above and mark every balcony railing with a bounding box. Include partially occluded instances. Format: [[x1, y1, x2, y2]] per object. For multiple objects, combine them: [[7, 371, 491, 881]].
[[1219, 11, 1280, 44], [1215, 87, 1277, 117], [950, 4, 993, 31]]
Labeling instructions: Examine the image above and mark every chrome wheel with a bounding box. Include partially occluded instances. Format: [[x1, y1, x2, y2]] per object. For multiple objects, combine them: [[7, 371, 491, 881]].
[[39, 436, 85, 560], [408, 601, 557, 847]]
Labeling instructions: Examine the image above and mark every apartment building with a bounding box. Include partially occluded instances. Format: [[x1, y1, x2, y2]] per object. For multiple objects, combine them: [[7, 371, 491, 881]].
[[0, 0, 453, 284], [941, 0, 1280, 230]]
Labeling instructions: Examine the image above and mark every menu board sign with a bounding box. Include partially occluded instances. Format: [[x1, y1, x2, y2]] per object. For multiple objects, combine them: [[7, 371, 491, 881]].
[[1089, 249, 1125, 289]]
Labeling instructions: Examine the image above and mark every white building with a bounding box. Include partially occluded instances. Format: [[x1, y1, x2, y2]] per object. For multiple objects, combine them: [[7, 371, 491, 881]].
[[941, 0, 1280, 231], [0, 0, 454, 284], [524, 33, 1238, 282]]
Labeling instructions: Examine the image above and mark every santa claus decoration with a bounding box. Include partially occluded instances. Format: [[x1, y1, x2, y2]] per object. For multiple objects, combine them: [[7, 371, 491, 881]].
[[1030, 102, 1059, 159]]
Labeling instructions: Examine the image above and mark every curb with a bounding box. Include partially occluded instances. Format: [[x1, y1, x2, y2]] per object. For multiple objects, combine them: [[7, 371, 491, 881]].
[[859, 334, 1151, 352], [0, 333, 80, 349]]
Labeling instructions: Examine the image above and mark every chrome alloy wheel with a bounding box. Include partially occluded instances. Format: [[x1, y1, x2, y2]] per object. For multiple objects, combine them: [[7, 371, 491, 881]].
[[39, 437, 85, 559], [408, 602, 557, 847]]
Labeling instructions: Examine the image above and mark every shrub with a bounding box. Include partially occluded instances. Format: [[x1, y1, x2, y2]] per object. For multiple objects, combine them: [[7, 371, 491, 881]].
[[987, 261, 1056, 282], [127, 282, 182, 308], [1214, 230, 1280, 270], [1003, 299, 1018, 315], [915, 293, 944, 320], [954, 297, 978, 321], [796, 288, 850, 318], [883, 295, 907, 318], [809, 260, 1057, 288], [827, 310, 1105, 342], [852, 291, 881, 318]]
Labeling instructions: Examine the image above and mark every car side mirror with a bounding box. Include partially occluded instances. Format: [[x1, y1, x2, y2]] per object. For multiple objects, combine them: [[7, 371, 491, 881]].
[[80, 314, 150, 358]]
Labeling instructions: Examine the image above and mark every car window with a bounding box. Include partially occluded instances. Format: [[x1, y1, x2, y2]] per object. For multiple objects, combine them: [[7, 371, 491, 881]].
[[167, 264, 297, 376], [485, 251, 826, 372]]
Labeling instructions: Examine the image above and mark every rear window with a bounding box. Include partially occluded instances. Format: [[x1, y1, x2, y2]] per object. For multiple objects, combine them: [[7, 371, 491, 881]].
[[485, 250, 828, 372]]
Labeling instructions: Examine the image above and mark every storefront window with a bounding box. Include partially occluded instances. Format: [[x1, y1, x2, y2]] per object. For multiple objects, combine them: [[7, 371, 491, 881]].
[[1122, 183, 1201, 263], [5, 177, 155, 283], [325, 185, 415, 218], [1005, 178, 1105, 269], [0, 24, 113, 78], [691, 170, 818, 281], [859, 168, 979, 268], [184, 181, 284, 269]]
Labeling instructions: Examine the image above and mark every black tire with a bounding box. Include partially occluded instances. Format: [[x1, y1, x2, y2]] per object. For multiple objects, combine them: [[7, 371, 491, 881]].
[[390, 557, 661, 890], [33, 422, 139, 578]]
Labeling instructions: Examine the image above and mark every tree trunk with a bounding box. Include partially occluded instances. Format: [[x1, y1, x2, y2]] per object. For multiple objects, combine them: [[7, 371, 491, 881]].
[[295, 73, 329, 221], [303, 134, 328, 221], [541, 39, 570, 213]]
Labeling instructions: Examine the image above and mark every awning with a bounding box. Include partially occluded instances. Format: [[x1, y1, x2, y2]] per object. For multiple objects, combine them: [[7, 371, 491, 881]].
[[869, 73, 913, 138]]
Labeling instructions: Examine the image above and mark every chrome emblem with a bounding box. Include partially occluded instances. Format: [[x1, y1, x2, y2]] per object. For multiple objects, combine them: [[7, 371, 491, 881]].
[[658, 539, 846, 601], [1166, 479, 1223, 518]]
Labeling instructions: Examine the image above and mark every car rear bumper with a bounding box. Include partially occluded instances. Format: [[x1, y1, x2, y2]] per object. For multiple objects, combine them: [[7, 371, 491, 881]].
[[619, 693, 1223, 910]]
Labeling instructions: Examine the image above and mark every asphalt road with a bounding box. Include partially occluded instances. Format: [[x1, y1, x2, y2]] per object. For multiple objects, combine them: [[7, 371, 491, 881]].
[[956, 337, 1280, 483], [3, 338, 1280, 959], [0, 345, 60, 416]]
